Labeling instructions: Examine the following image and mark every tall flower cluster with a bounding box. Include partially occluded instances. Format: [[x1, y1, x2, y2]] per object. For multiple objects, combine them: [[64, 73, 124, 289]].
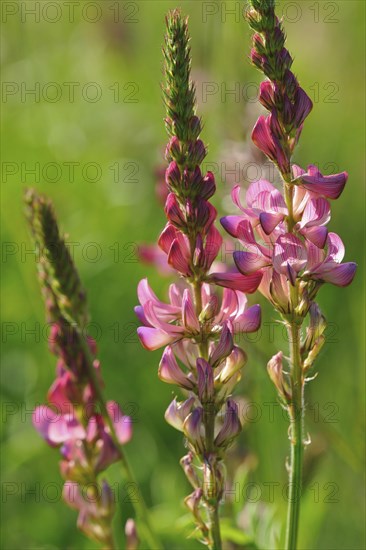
[[136, 10, 262, 549], [220, 1, 357, 548], [26, 190, 133, 549]]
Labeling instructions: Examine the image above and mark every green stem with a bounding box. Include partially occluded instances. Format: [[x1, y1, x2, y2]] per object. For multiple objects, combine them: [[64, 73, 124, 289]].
[[283, 176, 304, 550], [77, 328, 163, 550], [285, 321, 304, 550]]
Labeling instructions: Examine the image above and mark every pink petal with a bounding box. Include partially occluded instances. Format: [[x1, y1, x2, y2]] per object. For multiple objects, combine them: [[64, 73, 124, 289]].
[[326, 232, 345, 263], [137, 327, 177, 351], [252, 115, 276, 160], [297, 165, 348, 199], [196, 358, 214, 402], [269, 189, 287, 213], [231, 185, 246, 212], [292, 164, 305, 179], [234, 250, 270, 274], [220, 215, 243, 237], [203, 225, 222, 269], [106, 401, 133, 444], [48, 413, 85, 445], [306, 241, 326, 271], [301, 226, 328, 249], [218, 288, 239, 322], [210, 270, 263, 294], [259, 211, 285, 234], [314, 262, 357, 287], [159, 346, 194, 389], [158, 223, 177, 254], [233, 304, 261, 333], [273, 234, 307, 275], [182, 290, 200, 332], [168, 235, 191, 276], [246, 180, 275, 207], [299, 197, 330, 228], [137, 278, 160, 306]]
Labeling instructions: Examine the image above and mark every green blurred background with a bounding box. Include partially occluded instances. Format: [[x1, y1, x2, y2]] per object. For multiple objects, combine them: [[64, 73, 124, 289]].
[[1, 1, 365, 548]]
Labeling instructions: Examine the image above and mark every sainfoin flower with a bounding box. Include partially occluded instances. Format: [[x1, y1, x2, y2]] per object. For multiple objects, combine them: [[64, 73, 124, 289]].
[[227, 2, 358, 549], [26, 190, 133, 547], [221, 181, 356, 306], [135, 10, 262, 547]]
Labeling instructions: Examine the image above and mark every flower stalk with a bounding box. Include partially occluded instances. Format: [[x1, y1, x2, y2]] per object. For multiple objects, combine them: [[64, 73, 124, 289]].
[[220, 1, 356, 548], [136, 10, 262, 549], [25, 189, 162, 550]]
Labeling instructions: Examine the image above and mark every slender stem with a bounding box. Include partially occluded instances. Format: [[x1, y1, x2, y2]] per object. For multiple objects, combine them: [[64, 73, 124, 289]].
[[285, 321, 304, 550], [77, 328, 163, 550], [192, 281, 222, 550], [208, 505, 222, 550], [283, 178, 305, 550]]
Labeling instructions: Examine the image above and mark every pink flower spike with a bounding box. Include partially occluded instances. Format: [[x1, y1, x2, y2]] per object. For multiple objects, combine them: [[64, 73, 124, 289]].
[[293, 164, 348, 199], [158, 347, 194, 390]]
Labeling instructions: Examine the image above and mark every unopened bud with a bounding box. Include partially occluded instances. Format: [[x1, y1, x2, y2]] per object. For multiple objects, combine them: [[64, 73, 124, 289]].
[[125, 519, 139, 550]]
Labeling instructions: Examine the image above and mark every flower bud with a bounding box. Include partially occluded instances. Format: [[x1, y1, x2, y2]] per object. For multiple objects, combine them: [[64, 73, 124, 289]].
[[125, 519, 139, 550], [259, 81, 275, 110], [165, 136, 182, 162], [164, 396, 195, 432], [180, 452, 200, 489], [302, 303, 327, 353], [99, 479, 116, 518], [184, 488, 207, 534], [199, 295, 219, 323], [188, 139, 206, 166], [165, 193, 185, 228], [165, 161, 181, 190], [219, 346, 247, 384], [214, 399, 242, 449], [303, 335, 325, 372], [267, 351, 291, 402], [200, 171, 216, 200], [183, 407, 205, 453], [158, 346, 195, 390], [209, 322, 234, 367], [196, 358, 214, 403], [188, 115, 202, 140]]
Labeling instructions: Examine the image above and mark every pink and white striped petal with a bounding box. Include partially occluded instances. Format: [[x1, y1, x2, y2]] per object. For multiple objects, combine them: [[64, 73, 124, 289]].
[[273, 234, 307, 275]]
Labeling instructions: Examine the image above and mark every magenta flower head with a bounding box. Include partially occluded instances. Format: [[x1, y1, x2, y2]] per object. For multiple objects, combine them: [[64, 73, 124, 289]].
[[25, 190, 148, 549], [135, 10, 262, 546], [220, 2, 358, 549]]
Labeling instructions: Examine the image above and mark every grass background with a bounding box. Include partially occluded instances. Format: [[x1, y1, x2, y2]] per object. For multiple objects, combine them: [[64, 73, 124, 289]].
[[1, 1, 365, 548]]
